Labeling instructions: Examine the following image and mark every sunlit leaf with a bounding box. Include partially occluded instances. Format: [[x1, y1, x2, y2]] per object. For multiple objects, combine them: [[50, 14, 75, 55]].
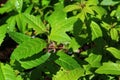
[[91, 6, 106, 19], [69, 37, 80, 52], [14, 0, 23, 13], [20, 53, 51, 69], [53, 67, 84, 80], [23, 14, 47, 34], [42, 0, 50, 6], [48, 3, 77, 43], [8, 31, 31, 44], [55, 51, 81, 70], [110, 28, 119, 42], [90, 21, 102, 41], [84, 6, 94, 15], [0, 0, 14, 14], [95, 62, 120, 75], [24, 4, 33, 14], [10, 38, 46, 60], [100, 0, 120, 6], [86, 0, 99, 5], [0, 25, 7, 46], [16, 13, 27, 33], [77, 10, 86, 22], [116, 5, 120, 21], [6, 16, 16, 32], [0, 63, 16, 80], [85, 53, 102, 67], [64, 4, 81, 12], [106, 47, 120, 59]]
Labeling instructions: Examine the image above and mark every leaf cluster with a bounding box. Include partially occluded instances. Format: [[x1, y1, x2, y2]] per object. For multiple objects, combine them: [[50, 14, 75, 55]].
[[0, 0, 120, 80]]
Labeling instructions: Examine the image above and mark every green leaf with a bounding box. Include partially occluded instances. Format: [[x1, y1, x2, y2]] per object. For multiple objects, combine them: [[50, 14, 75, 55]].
[[6, 16, 16, 32], [0, 0, 14, 14], [106, 47, 120, 59], [84, 6, 94, 15], [86, 0, 99, 5], [20, 53, 51, 69], [49, 17, 77, 43], [110, 28, 119, 41], [69, 37, 80, 52], [23, 13, 46, 34], [101, 22, 111, 31], [64, 4, 81, 12], [47, 3, 66, 27], [10, 38, 46, 60], [90, 21, 102, 41], [100, 0, 120, 6], [83, 64, 93, 75], [24, 4, 33, 14], [16, 13, 27, 33], [52, 67, 84, 80], [31, 0, 39, 4], [55, 51, 81, 70], [42, 0, 50, 6], [95, 62, 120, 75], [77, 10, 86, 22], [85, 53, 102, 67], [0, 63, 16, 80], [14, 0, 23, 13], [16, 75, 22, 80], [8, 32, 31, 44], [48, 3, 77, 43], [91, 6, 106, 19], [116, 5, 120, 21], [0, 25, 7, 46]]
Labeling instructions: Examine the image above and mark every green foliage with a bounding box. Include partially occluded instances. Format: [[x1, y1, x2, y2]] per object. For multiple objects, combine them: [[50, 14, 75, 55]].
[[0, 63, 16, 80], [0, 0, 120, 80], [19, 52, 51, 69], [8, 32, 31, 44], [0, 25, 7, 45], [55, 51, 82, 70], [53, 67, 84, 80], [90, 21, 102, 41], [95, 62, 120, 75], [11, 38, 46, 60]]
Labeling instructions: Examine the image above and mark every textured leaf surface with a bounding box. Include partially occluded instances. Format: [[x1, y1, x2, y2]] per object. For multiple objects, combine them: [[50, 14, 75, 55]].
[[110, 28, 119, 41], [49, 17, 77, 43], [0, 25, 7, 45], [48, 3, 77, 43], [16, 13, 26, 33], [23, 14, 46, 34], [91, 6, 106, 19], [24, 4, 33, 14], [90, 21, 102, 41], [86, 0, 99, 5], [53, 67, 84, 80], [10, 38, 46, 60], [6, 16, 16, 32], [116, 5, 120, 21], [64, 4, 81, 12], [0, 0, 14, 14], [106, 47, 120, 59], [8, 32, 31, 44], [85, 53, 102, 67], [55, 51, 81, 70], [20, 53, 51, 69], [95, 62, 120, 75], [0, 63, 16, 80], [14, 0, 23, 13], [100, 0, 120, 6]]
